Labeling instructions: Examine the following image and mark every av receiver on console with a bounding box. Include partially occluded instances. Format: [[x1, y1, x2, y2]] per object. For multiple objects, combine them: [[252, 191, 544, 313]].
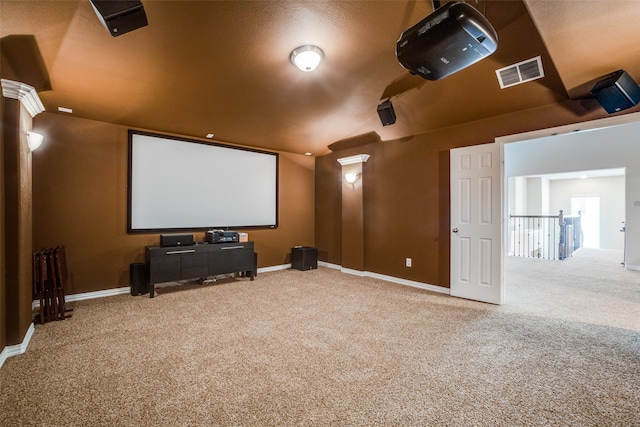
[[206, 230, 239, 244]]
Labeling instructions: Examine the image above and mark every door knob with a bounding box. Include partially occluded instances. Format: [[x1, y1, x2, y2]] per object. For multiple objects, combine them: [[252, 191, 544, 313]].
[[452, 228, 459, 233]]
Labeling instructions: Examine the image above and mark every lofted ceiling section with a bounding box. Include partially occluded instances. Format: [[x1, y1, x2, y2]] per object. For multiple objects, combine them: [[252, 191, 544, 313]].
[[524, 0, 640, 99], [2, 1, 640, 155]]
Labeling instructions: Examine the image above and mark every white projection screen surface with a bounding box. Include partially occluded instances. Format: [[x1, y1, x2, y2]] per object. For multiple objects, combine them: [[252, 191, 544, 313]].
[[128, 131, 278, 232]]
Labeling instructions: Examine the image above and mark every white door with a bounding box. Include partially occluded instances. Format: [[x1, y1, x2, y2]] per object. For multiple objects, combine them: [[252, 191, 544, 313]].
[[450, 143, 503, 304], [571, 196, 600, 248]]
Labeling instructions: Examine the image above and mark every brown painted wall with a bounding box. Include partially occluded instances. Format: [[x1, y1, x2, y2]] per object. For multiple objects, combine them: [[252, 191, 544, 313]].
[[316, 98, 610, 288], [31, 112, 315, 295]]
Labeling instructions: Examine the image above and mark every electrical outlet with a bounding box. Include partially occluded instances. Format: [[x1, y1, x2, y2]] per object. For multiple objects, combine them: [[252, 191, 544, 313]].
[[406, 258, 412, 267]]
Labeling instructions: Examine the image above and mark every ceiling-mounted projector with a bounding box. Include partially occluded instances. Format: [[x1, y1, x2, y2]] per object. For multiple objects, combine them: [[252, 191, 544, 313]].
[[396, 1, 498, 80], [90, 0, 148, 37]]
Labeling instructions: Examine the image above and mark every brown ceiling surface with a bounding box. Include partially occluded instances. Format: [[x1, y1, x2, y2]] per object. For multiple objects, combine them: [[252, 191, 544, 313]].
[[2, 0, 640, 155]]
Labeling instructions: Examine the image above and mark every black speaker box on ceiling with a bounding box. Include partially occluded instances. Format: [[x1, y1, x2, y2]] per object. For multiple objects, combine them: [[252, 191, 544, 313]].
[[377, 100, 396, 126], [590, 70, 640, 114], [90, 0, 148, 37]]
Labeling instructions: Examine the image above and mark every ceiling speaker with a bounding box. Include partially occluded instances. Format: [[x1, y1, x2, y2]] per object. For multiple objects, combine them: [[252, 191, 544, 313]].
[[590, 70, 640, 114], [90, 0, 148, 37], [377, 100, 396, 126]]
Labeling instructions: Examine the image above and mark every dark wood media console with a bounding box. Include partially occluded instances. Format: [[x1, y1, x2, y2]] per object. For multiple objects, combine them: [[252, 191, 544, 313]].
[[145, 241, 255, 298]]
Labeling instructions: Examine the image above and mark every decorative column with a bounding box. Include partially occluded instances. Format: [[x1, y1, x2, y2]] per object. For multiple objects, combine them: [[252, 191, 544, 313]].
[[337, 154, 370, 273], [2, 79, 45, 346]]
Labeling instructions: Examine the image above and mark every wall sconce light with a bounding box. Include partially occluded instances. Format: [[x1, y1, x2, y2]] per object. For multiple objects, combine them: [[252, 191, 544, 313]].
[[27, 131, 44, 151], [290, 45, 324, 72], [345, 173, 361, 184]]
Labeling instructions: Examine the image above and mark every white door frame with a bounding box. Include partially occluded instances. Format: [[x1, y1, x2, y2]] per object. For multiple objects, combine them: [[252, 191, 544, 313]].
[[450, 110, 640, 304]]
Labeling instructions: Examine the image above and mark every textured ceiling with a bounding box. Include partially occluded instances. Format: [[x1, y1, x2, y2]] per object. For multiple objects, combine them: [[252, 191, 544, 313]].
[[2, 0, 640, 155]]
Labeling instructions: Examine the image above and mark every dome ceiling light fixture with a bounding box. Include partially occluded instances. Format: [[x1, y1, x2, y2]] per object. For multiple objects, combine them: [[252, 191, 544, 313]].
[[290, 45, 324, 72]]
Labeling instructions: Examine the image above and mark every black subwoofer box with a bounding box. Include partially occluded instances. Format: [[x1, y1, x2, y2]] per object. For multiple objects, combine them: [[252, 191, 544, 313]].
[[291, 246, 318, 271], [90, 0, 148, 37], [130, 262, 148, 296], [591, 70, 640, 114]]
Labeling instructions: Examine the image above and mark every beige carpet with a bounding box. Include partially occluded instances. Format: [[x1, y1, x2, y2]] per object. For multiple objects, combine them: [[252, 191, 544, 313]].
[[1, 248, 638, 426]]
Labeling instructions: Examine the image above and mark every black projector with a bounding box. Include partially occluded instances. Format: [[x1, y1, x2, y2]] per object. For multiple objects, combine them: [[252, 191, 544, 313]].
[[90, 0, 148, 37], [396, 1, 498, 80]]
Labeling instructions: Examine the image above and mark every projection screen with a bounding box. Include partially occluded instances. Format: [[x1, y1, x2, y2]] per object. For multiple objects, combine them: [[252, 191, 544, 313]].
[[128, 131, 278, 232]]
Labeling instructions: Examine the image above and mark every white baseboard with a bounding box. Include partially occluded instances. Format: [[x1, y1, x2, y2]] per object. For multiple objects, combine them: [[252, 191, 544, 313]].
[[318, 261, 450, 295], [340, 267, 367, 277], [365, 271, 450, 295], [318, 261, 341, 270], [0, 323, 35, 369], [33, 287, 130, 310], [29, 265, 449, 306], [257, 264, 291, 273], [625, 264, 640, 271], [257, 261, 449, 295], [66, 287, 130, 302]]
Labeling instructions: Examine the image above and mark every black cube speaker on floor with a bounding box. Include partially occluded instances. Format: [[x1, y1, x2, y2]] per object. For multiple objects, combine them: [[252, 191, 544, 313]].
[[90, 0, 148, 37], [590, 70, 640, 114], [130, 263, 148, 296], [291, 246, 318, 271], [377, 100, 396, 126]]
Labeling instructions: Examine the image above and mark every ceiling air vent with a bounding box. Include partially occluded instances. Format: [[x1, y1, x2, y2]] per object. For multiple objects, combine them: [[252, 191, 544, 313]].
[[495, 56, 544, 89]]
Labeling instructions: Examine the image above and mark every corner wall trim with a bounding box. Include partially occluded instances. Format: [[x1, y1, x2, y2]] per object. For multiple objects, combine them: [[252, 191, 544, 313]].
[[0, 323, 35, 369]]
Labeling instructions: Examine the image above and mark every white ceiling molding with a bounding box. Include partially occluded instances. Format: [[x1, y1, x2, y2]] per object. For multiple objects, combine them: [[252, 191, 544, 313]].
[[496, 110, 640, 144], [1, 78, 45, 117], [337, 154, 370, 166]]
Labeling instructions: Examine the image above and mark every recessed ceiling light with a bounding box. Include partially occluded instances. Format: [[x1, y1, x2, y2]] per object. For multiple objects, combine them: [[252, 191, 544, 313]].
[[304, 152, 312, 156], [206, 133, 214, 139], [58, 106, 73, 113]]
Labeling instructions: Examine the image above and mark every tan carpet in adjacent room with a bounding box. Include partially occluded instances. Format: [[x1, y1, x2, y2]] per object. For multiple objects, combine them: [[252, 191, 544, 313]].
[[1, 248, 638, 426]]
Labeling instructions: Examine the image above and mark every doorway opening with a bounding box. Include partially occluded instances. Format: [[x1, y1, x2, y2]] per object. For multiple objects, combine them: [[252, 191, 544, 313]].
[[570, 196, 600, 248]]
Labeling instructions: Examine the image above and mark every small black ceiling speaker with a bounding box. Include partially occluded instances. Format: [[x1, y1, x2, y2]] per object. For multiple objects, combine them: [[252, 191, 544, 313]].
[[377, 100, 396, 126], [90, 0, 148, 37], [590, 70, 640, 114]]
